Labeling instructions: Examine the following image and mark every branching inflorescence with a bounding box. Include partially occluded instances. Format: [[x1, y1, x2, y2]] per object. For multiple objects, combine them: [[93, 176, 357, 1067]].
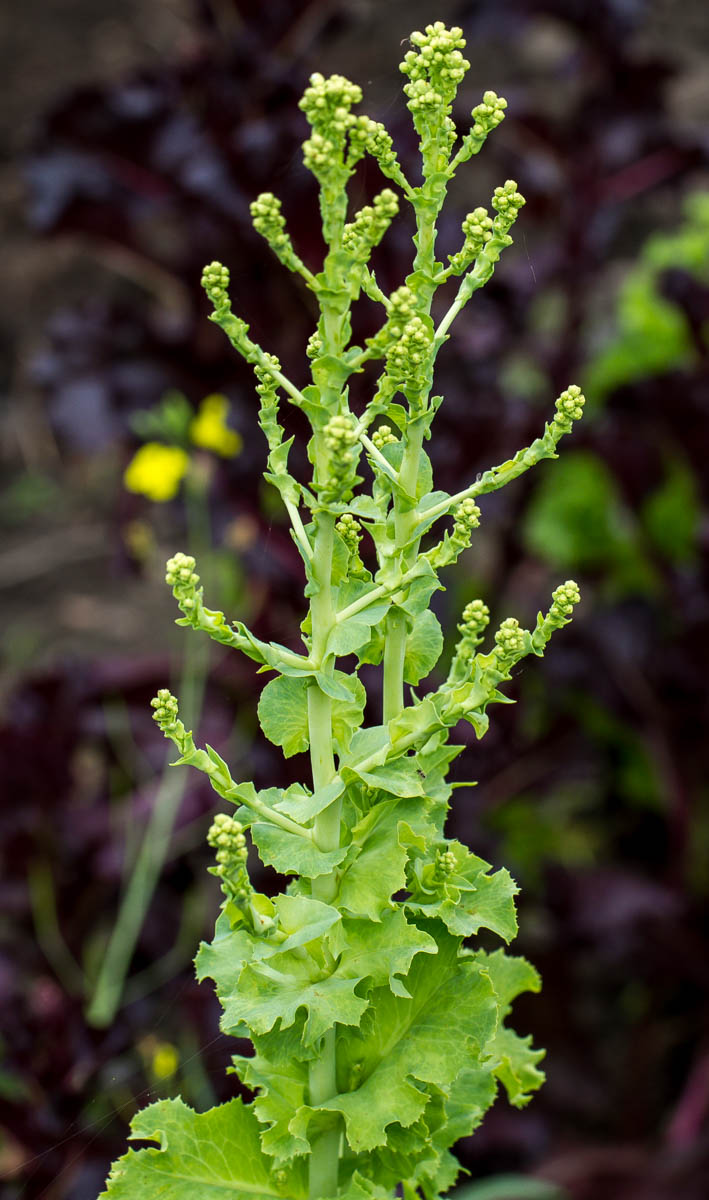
[[101, 23, 584, 1200]]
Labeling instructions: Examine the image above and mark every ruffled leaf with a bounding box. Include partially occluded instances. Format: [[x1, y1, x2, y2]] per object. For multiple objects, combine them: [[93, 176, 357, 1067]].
[[99, 1097, 305, 1200]]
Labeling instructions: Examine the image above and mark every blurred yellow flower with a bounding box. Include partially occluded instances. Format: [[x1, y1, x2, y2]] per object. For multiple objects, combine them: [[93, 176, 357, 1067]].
[[189, 393, 243, 457], [123, 442, 189, 502], [151, 1041, 180, 1080]]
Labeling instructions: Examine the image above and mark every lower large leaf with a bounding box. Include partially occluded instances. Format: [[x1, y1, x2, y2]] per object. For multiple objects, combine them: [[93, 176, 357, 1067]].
[[100, 1097, 306, 1200]]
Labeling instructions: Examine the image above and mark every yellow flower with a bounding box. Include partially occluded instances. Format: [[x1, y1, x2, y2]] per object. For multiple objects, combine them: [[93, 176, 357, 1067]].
[[123, 442, 189, 502], [189, 393, 243, 457]]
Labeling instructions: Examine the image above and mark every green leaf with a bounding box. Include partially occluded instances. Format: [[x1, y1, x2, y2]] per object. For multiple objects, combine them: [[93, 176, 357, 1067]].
[[232, 954, 368, 1046], [408, 849, 519, 942], [404, 609, 443, 685], [478, 949, 545, 1107], [237, 1051, 310, 1162], [99, 1097, 306, 1200], [348, 756, 424, 798], [274, 778, 345, 824], [479, 948, 541, 1011], [336, 802, 411, 921], [333, 909, 437, 998], [316, 925, 497, 1151], [488, 1027, 546, 1108], [327, 617, 375, 658], [258, 675, 309, 758], [641, 456, 699, 564], [251, 823, 347, 879], [195, 912, 257, 1037], [274, 894, 341, 951], [331, 674, 367, 755]]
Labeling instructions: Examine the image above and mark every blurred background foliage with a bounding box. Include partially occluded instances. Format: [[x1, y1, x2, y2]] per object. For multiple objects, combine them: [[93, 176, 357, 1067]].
[[1, 1, 708, 1198]]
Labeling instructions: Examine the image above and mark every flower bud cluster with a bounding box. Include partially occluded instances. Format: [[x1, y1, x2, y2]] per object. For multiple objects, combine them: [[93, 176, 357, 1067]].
[[348, 116, 399, 173], [322, 413, 359, 499], [471, 91, 508, 140], [453, 497, 482, 542], [448, 207, 494, 274], [306, 332, 323, 361], [458, 599, 490, 647], [250, 193, 292, 255], [150, 688, 179, 733], [299, 73, 363, 180], [253, 353, 282, 407], [335, 513, 361, 555], [366, 286, 417, 357], [549, 580, 581, 625], [342, 190, 399, 259], [435, 847, 458, 877], [201, 261, 230, 307], [552, 385, 585, 435], [400, 23, 470, 116], [491, 180, 526, 235], [335, 514, 367, 578], [371, 424, 398, 450], [165, 552, 200, 610], [207, 812, 252, 902], [494, 617, 527, 665], [387, 316, 433, 394]]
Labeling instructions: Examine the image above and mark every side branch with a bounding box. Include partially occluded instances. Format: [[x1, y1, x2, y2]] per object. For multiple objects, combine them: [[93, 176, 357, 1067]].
[[150, 691, 313, 840], [165, 553, 313, 673], [420, 386, 586, 530]]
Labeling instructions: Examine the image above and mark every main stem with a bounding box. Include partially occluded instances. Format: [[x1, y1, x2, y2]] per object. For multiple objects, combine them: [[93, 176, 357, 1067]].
[[382, 169, 442, 723]]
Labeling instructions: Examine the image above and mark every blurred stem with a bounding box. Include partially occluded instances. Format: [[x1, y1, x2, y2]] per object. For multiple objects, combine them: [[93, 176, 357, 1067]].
[[86, 470, 211, 1027], [28, 859, 85, 997]]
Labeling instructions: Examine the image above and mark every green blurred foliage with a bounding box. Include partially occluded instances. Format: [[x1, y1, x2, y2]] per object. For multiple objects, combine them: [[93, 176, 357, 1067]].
[[585, 192, 709, 400]]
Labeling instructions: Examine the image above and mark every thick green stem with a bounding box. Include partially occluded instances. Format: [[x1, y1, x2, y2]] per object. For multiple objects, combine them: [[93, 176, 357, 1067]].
[[306, 509, 341, 1197], [307, 1028, 340, 1200], [382, 416, 426, 722]]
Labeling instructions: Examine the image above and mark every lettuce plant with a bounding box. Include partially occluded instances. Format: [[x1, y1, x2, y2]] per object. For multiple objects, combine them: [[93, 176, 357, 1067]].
[[100, 22, 584, 1200]]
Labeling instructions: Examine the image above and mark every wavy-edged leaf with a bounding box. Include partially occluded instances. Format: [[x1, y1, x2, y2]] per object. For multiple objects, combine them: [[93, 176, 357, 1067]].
[[478, 949, 545, 1107], [251, 823, 347, 879], [233, 955, 368, 1046], [337, 800, 429, 922], [333, 909, 437, 998], [488, 1027, 546, 1108], [236, 1050, 310, 1163], [314, 925, 497, 1152], [99, 1097, 305, 1200]]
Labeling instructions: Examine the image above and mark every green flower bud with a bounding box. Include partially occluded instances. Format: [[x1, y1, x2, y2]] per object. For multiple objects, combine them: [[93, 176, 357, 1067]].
[[471, 90, 507, 139], [342, 189, 400, 259], [387, 316, 433, 393], [366, 286, 417, 357], [549, 579, 581, 624], [371, 424, 398, 451], [448, 207, 494, 273], [250, 192, 292, 255], [201, 261, 230, 307], [336, 513, 362, 554], [150, 688, 179, 731], [453, 498, 481, 542], [306, 331, 323, 360], [458, 598, 490, 643], [322, 413, 360, 500], [552, 385, 585, 435], [494, 617, 527, 664], [491, 180, 526, 234], [400, 23, 470, 118]]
